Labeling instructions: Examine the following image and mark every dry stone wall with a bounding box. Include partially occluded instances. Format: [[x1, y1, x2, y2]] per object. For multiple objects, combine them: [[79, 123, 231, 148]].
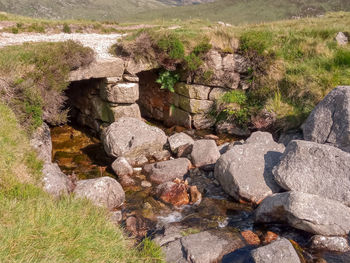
[[67, 50, 247, 132]]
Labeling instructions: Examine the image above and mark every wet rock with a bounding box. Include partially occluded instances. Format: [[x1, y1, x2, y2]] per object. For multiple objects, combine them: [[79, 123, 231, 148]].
[[125, 215, 151, 238], [215, 132, 284, 204], [168, 132, 194, 154], [218, 142, 230, 155], [156, 181, 190, 206], [118, 175, 136, 187], [144, 158, 191, 184], [278, 130, 303, 146], [100, 82, 139, 104], [141, 180, 152, 188], [302, 86, 350, 152], [74, 176, 125, 210], [336, 32, 348, 46], [191, 140, 220, 167], [181, 231, 244, 263], [262, 231, 279, 245], [189, 185, 202, 205], [216, 120, 251, 137], [273, 140, 350, 206], [241, 230, 261, 246], [42, 163, 73, 198], [111, 157, 133, 177], [102, 117, 167, 159], [30, 122, 52, 163], [255, 191, 350, 236], [310, 235, 350, 253], [251, 238, 301, 263]]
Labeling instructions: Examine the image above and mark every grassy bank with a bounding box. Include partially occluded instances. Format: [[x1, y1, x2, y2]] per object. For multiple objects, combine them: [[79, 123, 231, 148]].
[[0, 102, 164, 262], [118, 12, 350, 130]]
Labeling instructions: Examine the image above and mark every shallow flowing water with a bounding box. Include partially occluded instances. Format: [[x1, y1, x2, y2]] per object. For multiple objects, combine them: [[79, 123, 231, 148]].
[[51, 124, 350, 263]]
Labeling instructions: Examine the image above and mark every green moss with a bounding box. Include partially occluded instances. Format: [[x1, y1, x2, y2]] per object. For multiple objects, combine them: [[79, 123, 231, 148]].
[[157, 34, 185, 60]]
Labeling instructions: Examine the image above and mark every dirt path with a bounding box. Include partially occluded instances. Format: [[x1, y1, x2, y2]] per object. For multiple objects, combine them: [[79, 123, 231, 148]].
[[0, 32, 123, 59]]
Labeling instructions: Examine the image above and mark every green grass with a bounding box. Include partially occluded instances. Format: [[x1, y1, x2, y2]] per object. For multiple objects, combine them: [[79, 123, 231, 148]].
[[121, 0, 350, 24], [0, 102, 164, 262], [0, 41, 94, 132]]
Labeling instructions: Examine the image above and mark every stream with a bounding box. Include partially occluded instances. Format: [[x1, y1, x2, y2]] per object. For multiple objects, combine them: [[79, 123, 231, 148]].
[[51, 123, 350, 263]]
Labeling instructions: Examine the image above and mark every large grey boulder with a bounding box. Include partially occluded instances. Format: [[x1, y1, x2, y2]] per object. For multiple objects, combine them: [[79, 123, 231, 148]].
[[251, 238, 301, 263], [102, 117, 167, 159], [168, 132, 194, 154], [181, 231, 243, 263], [161, 230, 244, 263], [143, 158, 191, 184], [255, 191, 350, 236], [273, 140, 350, 206], [74, 176, 125, 210], [310, 235, 350, 253], [191, 140, 220, 167], [302, 86, 350, 152], [30, 122, 52, 163], [215, 132, 284, 204], [42, 163, 72, 198]]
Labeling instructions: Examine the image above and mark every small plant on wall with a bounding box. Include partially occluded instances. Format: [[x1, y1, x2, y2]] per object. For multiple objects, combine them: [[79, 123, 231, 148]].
[[156, 70, 179, 92]]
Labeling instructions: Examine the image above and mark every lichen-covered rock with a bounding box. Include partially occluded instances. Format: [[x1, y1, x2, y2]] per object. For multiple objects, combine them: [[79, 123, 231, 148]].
[[191, 140, 220, 167], [174, 83, 211, 100], [193, 50, 240, 89], [168, 132, 194, 154], [111, 157, 133, 177], [192, 114, 216, 129], [74, 176, 125, 210], [302, 86, 350, 152], [273, 140, 350, 206], [109, 103, 141, 121], [178, 95, 214, 114], [42, 163, 73, 198], [30, 122, 52, 163], [251, 238, 301, 263], [209, 87, 228, 101], [100, 82, 139, 104], [255, 191, 350, 236], [144, 158, 191, 184], [215, 132, 284, 203], [310, 235, 350, 253], [102, 117, 167, 159]]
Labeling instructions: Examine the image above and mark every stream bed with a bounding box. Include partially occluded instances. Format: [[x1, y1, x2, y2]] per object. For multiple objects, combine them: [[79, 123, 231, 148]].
[[51, 124, 349, 263]]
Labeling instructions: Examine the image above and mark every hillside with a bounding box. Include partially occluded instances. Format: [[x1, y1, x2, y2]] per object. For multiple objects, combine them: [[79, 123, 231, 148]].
[[0, 0, 213, 21], [126, 0, 350, 24]]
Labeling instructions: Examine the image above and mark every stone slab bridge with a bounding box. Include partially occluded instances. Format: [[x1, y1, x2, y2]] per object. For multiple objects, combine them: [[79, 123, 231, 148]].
[[0, 32, 246, 133]]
